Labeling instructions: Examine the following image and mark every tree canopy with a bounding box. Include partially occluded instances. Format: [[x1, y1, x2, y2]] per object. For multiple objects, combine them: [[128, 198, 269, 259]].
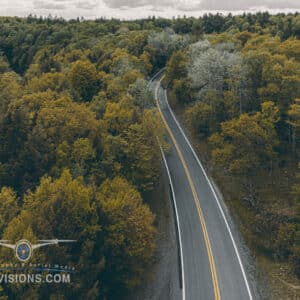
[[0, 12, 299, 298]]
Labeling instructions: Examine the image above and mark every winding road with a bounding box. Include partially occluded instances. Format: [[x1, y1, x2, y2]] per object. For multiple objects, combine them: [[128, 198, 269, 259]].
[[149, 71, 258, 300]]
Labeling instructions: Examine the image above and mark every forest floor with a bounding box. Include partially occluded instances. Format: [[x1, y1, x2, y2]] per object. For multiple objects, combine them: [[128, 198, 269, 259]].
[[167, 91, 300, 300], [126, 168, 182, 300]]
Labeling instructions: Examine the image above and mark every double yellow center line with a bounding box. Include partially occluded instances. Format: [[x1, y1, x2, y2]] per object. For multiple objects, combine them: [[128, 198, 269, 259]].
[[155, 77, 221, 300]]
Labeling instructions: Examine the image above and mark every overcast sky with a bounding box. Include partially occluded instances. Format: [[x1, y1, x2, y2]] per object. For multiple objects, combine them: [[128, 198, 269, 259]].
[[0, 0, 299, 19]]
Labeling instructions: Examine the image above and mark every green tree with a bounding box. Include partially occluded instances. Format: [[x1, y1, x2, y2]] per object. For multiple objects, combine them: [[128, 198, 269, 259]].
[[0, 187, 19, 233], [0, 72, 21, 118], [102, 100, 135, 136], [96, 177, 155, 293], [26, 72, 66, 93], [123, 109, 162, 190], [165, 50, 187, 87], [1, 170, 102, 299], [274, 223, 297, 259], [288, 98, 300, 153], [292, 163, 300, 202], [71, 138, 96, 178], [0, 56, 10, 74], [68, 60, 99, 102], [128, 78, 154, 110], [147, 30, 188, 67], [172, 78, 192, 104], [209, 102, 279, 177], [24, 169, 99, 241], [185, 102, 213, 138], [23, 96, 100, 184]]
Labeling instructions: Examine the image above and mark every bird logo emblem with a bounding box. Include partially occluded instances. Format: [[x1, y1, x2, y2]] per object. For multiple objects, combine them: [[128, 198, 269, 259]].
[[0, 239, 76, 262]]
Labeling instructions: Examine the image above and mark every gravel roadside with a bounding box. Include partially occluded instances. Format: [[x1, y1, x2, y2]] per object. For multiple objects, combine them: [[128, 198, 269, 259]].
[[126, 168, 182, 300]]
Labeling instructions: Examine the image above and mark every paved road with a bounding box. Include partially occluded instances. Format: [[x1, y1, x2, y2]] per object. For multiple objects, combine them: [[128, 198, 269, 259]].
[[149, 71, 258, 300]]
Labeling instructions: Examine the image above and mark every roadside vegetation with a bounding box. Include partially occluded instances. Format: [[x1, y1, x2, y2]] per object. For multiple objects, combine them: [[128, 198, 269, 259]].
[[164, 13, 300, 296], [0, 12, 299, 299], [0, 17, 171, 299]]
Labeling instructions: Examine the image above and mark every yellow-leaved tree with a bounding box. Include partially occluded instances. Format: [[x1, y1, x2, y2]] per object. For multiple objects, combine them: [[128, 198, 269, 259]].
[[96, 177, 155, 293]]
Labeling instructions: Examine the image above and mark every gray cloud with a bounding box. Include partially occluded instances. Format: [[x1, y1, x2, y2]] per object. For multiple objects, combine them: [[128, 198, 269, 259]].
[[75, 1, 99, 9], [103, 0, 300, 11], [180, 0, 300, 11], [102, 0, 174, 9], [33, 0, 66, 9], [1, 0, 299, 20], [261, 0, 300, 9], [34, 0, 100, 10]]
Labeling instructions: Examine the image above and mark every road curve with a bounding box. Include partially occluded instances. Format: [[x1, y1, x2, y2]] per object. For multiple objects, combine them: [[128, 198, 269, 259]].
[[150, 71, 257, 300]]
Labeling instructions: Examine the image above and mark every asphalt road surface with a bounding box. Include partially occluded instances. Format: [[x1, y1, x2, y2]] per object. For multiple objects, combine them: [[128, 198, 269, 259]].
[[149, 71, 258, 300]]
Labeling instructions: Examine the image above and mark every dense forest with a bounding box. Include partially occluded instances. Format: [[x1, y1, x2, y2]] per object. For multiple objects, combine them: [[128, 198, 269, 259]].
[[164, 13, 300, 292], [0, 12, 299, 299]]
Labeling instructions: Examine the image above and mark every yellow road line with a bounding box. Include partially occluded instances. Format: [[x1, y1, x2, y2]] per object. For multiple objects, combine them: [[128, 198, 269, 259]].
[[155, 78, 221, 300]]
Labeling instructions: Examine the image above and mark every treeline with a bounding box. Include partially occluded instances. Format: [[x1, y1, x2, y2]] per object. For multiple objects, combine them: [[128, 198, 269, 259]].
[[165, 21, 300, 278], [0, 12, 299, 74]]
